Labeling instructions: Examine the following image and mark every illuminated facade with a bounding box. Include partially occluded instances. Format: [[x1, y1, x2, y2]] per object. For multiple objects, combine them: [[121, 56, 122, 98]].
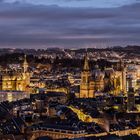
[[80, 54, 94, 98], [0, 55, 31, 91], [108, 60, 127, 95], [80, 55, 127, 98], [126, 64, 140, 91]]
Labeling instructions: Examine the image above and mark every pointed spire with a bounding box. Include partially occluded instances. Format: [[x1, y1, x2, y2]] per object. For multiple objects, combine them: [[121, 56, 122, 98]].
[[24, 54, 27, 64], [83, 52, 90, 71], [23, 54, 28, 73]]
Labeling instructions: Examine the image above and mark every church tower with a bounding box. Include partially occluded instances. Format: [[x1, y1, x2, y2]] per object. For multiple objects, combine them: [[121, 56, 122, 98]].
[[23, 54, 28, 73], [122, 62, 127, 94], [21, 54, 30, 91], [119, 59, 127, 94], [80, 54, 93, 98]]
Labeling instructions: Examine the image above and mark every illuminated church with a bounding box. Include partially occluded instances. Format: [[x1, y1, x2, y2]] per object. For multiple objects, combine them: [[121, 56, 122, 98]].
[[0, 55, 31, 91], [80, 54, 127, 98]]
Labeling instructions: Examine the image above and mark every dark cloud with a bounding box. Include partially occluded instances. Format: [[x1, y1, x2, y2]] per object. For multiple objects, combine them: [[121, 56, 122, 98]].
[[0, 2, 140, 48], [52, 0, 91, 2]]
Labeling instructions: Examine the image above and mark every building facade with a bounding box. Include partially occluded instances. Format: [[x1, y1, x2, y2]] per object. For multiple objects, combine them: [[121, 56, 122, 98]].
[[80, 54, 94, 98], [127, 88, 135, 112], [80, 55, 127, 98], [0, 55, 31, 91]]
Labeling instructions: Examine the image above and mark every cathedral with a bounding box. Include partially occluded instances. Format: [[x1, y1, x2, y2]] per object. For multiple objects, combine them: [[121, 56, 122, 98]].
[[0, 55, 31, 91], [80, 54, 127, 98]]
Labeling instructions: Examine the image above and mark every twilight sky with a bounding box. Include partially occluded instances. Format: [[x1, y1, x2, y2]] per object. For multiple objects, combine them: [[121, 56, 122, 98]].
[[0, 0, 140, 48]]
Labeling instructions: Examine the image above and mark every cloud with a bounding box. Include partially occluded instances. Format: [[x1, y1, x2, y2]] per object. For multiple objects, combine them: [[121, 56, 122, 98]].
[[5, 0, 140, 8], [0, 2, 140, 48]]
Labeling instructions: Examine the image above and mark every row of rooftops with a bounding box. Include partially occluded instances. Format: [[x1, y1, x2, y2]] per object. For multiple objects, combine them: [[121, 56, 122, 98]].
[[0, 93, 139, 139]]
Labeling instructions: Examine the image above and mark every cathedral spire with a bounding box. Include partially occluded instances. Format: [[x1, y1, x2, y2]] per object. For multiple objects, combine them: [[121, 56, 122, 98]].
[[24, 54, 27, 62], [23, 54, 28, 73], [80, 51, 93, 98], [83, 53, 90, 71]]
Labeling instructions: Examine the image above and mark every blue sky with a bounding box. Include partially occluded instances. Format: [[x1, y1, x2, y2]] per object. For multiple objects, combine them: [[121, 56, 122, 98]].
[[0, 0, 140, 48]]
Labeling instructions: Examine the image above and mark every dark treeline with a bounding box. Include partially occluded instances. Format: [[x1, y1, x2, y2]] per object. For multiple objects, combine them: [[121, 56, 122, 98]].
[[0, 45, 140, 55], [0, 52, 115, 70]]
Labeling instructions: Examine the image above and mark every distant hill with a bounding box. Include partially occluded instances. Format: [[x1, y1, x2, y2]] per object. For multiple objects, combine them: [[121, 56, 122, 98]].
[[111, 45, 140, 54]]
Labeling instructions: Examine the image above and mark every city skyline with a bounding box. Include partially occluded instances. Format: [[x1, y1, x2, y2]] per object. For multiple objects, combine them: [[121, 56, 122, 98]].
[[0, 2, 140, 138], [0, 47, 139, 139], [0, 0, 140, 48]]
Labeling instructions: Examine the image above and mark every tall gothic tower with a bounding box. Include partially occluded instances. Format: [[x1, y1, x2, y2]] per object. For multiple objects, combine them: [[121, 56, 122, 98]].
[[22, 54, 30, 91], [23, 54, 28, 73], [122, 65, 127, 94], [119, 59, 127, 94], [80, 54, 94, 98]]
